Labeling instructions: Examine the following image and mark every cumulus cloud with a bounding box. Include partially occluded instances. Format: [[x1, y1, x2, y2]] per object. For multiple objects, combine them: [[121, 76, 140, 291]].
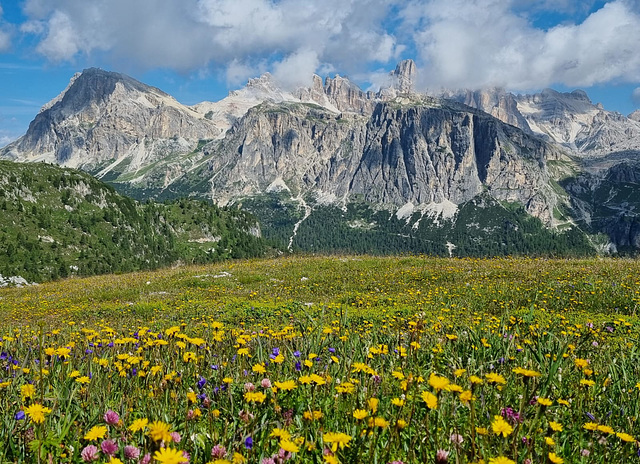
[[14, 0, 640, 92], [272, 50, 320, 89], [407, 0, 640, 91], [19, 0, 401, 88], [0, 5, 12, 52]]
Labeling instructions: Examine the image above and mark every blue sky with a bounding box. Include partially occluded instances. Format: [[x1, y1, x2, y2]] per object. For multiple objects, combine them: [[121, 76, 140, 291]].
[[1, 0, 640, 146]]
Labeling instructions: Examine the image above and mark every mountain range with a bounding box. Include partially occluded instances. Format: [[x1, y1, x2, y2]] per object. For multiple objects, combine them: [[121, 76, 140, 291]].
[[2, 60, 640, 255]]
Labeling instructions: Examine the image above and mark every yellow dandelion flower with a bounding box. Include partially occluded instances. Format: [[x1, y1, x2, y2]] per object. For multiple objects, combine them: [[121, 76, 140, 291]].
[[583, 422, 598, 431], [548, 452, 563, 464], [244, 391, 267, 403], [428, 373, 450, 391], [24, 404, 51, 424], [279, 439, 300, 453], [353, 409, 368, 420], [232, 452, 246, 464], [485, 373, 506, 385], [273, 380, 297, 391], [512, 367, 541, 378], [20, 384, 35, 401], [252, 363, 266, 374], [617, 432, 635, 443], [491, 416, 513, 437], [391, 397, 405, 407], [421, 391, 438, 410], [324, 455, 340, 464], [129, 418, 148, 432], [488, 457, 515, 464], [460, 390, 474, 404], [310, 374, 326, 385], [148, 420, 172, 442], [335, 382, 355, 394], [323, 432, 352, 452], [549, 421, 563, 432], [596, 425, 615, 435], [270, 428, 291, 440], [84, 425, 108, 441], [367, 398, 379, 413], [182, 351, 197, 363], [373, 417, 389, 428], [574, 358, 589, 369], [545, 437, 555, 446], [153, 447, 188, 464], [537, 397, 553, 406]]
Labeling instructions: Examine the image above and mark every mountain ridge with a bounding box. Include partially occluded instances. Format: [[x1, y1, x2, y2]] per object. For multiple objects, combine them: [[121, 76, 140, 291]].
[[2, 62, 640, 254]]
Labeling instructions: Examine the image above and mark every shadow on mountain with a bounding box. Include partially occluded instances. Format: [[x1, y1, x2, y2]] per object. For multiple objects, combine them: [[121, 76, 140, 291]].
[[560, 155, 640, 253]]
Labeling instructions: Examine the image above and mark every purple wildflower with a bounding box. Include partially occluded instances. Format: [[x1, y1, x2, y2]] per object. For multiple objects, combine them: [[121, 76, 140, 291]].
[[80, 445, 100, 462]]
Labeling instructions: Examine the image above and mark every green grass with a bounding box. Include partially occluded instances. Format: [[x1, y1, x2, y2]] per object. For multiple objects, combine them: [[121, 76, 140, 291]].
[[1, 256, 640, 463]]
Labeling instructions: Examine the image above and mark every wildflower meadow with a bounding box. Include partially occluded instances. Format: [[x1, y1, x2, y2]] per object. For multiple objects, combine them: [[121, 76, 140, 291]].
[[1, 256, 639, 464]]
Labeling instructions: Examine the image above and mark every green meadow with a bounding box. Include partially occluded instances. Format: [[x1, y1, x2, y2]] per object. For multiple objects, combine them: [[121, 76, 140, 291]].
[[1, 256, 639, 463]]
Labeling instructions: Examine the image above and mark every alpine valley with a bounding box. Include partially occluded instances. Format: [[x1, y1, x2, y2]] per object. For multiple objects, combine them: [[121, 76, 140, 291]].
[[3, 60, 640, 261]]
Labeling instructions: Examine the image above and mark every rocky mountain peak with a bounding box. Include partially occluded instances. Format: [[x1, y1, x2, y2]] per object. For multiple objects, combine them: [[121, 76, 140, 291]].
[[54, 68, 165, 113], [628, 110, 640, 122], [390, 59, 417, 94], [2, 67, 219, 169], [569, 89, 591, 102]]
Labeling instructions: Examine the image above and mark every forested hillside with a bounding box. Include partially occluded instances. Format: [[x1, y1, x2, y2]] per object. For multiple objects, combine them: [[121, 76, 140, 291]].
[[0, 161, 273, 282]]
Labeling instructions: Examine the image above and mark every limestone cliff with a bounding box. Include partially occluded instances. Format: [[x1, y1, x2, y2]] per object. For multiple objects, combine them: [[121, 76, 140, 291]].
[[199, 100, 562, 224]]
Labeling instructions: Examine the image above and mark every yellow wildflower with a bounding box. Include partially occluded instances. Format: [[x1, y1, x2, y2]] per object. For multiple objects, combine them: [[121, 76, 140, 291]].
[[548, 453, 564, 464], [24, 404, 51, 424], [421, 391, 438, 410], [129, 418, 148, 432], [491, 416, 513, 437], [153, 447, 188, 463], [353, 409, 368, 420], [84, 425, 108, 441]]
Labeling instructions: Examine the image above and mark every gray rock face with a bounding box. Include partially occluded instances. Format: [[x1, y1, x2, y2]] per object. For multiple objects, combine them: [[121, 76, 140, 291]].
[[457, 87, 640, 157], [2, 68, 220, 171], [322, 75, 377, 114], [451, 88, 532, 133], [202, 100, 560, 224], [628, 110, 640, 123]]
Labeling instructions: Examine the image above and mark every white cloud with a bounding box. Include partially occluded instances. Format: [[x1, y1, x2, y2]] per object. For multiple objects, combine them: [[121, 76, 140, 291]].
[[272, 50, 320, 89], [35, 11, 79, 61], [14, 0, 640, 93], [406, 0, 640, 91], [0, 4, 11, 52], [20, 0, 400, 76]]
